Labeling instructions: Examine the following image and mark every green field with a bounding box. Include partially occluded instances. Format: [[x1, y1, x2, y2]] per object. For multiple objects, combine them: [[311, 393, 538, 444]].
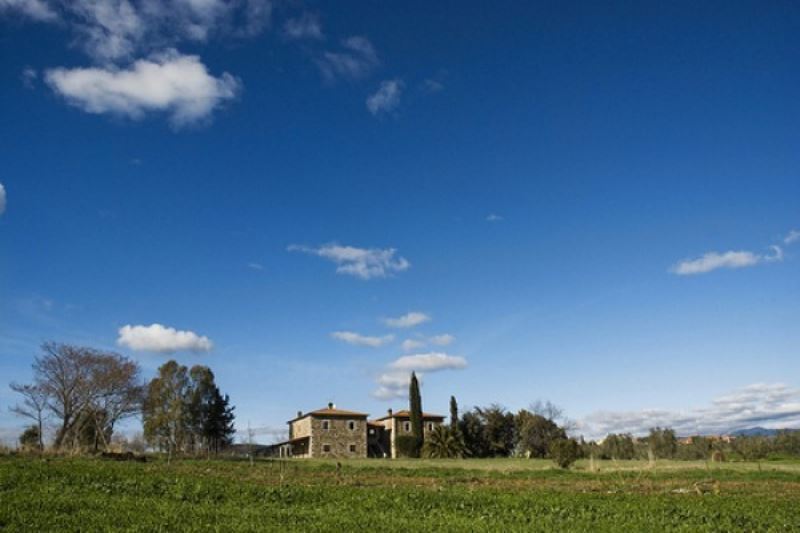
[[2, 456, 800, 531]]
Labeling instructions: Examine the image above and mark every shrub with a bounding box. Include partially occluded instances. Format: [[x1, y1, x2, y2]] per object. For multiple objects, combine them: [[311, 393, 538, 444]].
[[19, 425, 42, 452], [422, 426, 466, 459], [549, 438, 580, 469], [395, 435, 419, 458]]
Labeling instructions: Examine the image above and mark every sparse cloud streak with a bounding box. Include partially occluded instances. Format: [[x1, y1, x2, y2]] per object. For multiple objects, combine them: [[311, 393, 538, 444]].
[[0, 0, 57, 22], [578, 383, 800, 440], [671, 246, 783, 275], [785, 230, 800, 245], [366, 79, 403, 116], [390, 352, 467, 372], [288, 243, 410, 280], [0, 183, 5, 215], [283, 11, 323, 40], [316, 36, 379, 81], [383, 311, 430, 328], [331, 331, 394, 348]]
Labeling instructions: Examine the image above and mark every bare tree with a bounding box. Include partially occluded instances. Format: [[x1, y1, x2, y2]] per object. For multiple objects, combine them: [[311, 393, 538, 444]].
[[9, 383, 48, 450], [530, 399, 576, 432], [18, 342, 143, 451]]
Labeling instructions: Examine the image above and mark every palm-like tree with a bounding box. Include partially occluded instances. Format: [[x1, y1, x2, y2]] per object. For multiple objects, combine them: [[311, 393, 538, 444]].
[[422, 425, 466, 459]]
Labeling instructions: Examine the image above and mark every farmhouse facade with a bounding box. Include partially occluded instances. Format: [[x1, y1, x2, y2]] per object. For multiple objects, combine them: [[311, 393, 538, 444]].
[[277, 403, 444, 458]]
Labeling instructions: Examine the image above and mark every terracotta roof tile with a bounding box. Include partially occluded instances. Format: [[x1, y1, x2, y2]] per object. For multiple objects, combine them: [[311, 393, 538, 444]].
[[374, 410, 445, 421], [287, 406, 369, 423]]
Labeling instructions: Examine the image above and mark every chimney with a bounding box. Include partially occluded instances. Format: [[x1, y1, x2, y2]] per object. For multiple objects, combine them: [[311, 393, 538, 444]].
[[328, 402, 334, 409], [387, 408, 393, 416], [297, 411, 303, 418]]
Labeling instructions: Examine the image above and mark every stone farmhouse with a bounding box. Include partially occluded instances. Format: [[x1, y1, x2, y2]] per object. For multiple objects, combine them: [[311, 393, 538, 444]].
[[276, 403, 445, 458]]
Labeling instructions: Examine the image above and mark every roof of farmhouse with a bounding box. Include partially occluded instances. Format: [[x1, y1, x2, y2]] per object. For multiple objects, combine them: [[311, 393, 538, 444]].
[[287, 403, 369, 423], [373, 410, 445, 421]]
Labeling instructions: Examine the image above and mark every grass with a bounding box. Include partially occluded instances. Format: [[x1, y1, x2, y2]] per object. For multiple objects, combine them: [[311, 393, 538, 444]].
[[2, 455, 800, 531]]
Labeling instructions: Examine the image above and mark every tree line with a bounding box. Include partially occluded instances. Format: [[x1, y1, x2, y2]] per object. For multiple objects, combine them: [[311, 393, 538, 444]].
[[11, 342, 235, 455], [398, 372, 582, 467], [398, 373, 800, 469]]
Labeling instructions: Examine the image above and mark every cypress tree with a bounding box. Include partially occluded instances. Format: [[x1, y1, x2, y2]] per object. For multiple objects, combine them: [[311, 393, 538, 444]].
[[450, 395, 458, 428], [409, 372, 423, 457]]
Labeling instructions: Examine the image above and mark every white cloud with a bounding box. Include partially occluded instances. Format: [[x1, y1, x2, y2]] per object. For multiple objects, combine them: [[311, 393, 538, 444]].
[[429, 334, 454, 346], [288, 243, 410, 280], [366, 79, 403, 116], [486, 213, 503, 222], [0, 0, 272, 61], [372, 383, 409, 400], [401, 339, 425, 352], [283, 11, 322, 40], [45, 51, 240, 126], [0, 0, 57, 21], [316, 35, 379, 81], [247, 262, 264, 270], [117, 323, 213, 353], [390, 352, 467, 372], [671, 246, 783, 275], [72, 0, 145, 61], [383, 311, 430, 328], [0, 183, 5, 215], [578, 383, 800, 440], [785, 230, 800, 245], [373, 351, 467, 400], [331, 331, 394, 348]]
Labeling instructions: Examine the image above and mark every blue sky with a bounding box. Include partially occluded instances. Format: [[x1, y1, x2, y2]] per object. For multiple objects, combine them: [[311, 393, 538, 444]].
[[1, 1, 799, 442]]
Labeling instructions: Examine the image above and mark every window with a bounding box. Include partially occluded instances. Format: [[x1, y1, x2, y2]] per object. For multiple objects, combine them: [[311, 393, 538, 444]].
[[348, 420, 356, 431], [403, 421, 411, 432], [427, 422, 434, 431], [322, 444, 331, 453], [322, 420, 330, 430], [349, 444, 357, 453]]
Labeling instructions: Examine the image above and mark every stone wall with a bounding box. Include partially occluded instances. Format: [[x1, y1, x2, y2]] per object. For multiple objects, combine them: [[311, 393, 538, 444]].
[[290, 416, 312, 440], [390, 417, 444, 458], [309, 416, 367, 458]]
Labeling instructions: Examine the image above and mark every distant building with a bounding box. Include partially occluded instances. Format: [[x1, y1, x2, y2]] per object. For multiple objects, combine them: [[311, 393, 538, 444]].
[[279, 403, 369, 458], [275, 403, 444, 458], [371, 409, 446, 458]]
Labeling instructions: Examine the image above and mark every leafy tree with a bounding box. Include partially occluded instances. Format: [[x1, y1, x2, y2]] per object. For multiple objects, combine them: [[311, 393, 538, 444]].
[[144, 361, 235, 456], [732, 436, 772, 470], [189, 366, 235, 453], [408, 372, 423, 458], [449, 396, 458, 428], [143, 360, 191, 456], [459, 409, 488, 458], [676, 436, 713, 460], [515, 410, 566, 458], [422, 425, 466, 458], [549, 438, 581, 469], [19, 425, 41, 451], [647, 427, 677, 459], [602, 433, 637, 460], [775, 430, 800, 456], [457, 405, 516, 458]]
